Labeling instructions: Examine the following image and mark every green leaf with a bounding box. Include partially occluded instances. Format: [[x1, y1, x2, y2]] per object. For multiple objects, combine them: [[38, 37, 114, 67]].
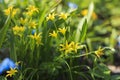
[[73, 71, 89, 80], [9, 33, 17, 62], [0, 76, 7, 80], [75, 2, 93, 43], [92, 63, 111, 79], [79, 20, 88, 43], [111, 75, 120, 80], [75, 18, 88, 43], [87, 2, 94, 22], [0, 15, 11, 48]]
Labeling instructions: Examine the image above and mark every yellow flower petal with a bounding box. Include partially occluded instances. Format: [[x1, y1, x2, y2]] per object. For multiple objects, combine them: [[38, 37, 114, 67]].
[[58, 27, 67, 35], [6, 68, 18, 77], [46, 13, 55, 21], [49, 31, 57, 38], [59, 13, 68, 20]]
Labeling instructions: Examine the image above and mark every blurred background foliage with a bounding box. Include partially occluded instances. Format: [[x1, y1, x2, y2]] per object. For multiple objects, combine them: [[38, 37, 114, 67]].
[[60, 0, 120, 64]]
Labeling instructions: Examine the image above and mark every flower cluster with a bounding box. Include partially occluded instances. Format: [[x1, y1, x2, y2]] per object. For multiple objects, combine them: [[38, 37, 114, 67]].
[[20, 18, 28, 25], [29, 32, 42, 46], [60, 41, 83, 55], [81, 9, 98, 20], [28, 20, 37, 29], [46, 12, 69, 21], [8, 5, 42, 46], [95, 47, 104, 58], [4, 6, 19, 17], [25, 5, 39, 16], [12, 25, 25, 37], [49, 27, 67, 38]]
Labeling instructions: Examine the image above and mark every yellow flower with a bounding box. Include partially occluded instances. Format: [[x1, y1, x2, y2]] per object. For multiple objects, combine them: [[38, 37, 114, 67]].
[[49, 31, 57, 38], [58, 27, 67, 35], [92, 12, 98, 20], [81, 9, 88, 16], [29, 32, 42, 45], [25, 5, 39, 16], [70, 41, 83, 53], [26, 5, 39, 13], [60, 41, 73, 54], [95, 47, 104, 58], [29, 21, 37, 29], [4, 6, 13, 15], [59, 13, 68, 20], [60, 41, 83, 54], [81, 9, 98, 20], [12, 8, 19, 17], [6, 68, 18, 77], [29, 33, 40, 39], [20, 17, 28, 25], [46, 13, 55, 21], [4, 6, 19, 17], [12, 25, 25, 37], [25, 11, 34, 16]]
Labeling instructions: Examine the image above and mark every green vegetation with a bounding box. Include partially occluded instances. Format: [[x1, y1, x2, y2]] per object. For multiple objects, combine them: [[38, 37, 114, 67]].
[[0, 0, 120, 80]]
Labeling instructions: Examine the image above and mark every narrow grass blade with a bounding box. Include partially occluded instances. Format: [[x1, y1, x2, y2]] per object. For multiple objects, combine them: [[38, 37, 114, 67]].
[[75, 2, 93, 43], [0, 15, 11, 48], [79, 19, 88, 43], [87, 2, 94, 22], [75, 18, 88, 43]]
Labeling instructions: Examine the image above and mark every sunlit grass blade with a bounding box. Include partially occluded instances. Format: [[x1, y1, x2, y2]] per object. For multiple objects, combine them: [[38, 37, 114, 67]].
[[87, 2, 94, 22], [75, 18, 88, 43], [75, 2, 93, 43], [79, 19, 88, 43]]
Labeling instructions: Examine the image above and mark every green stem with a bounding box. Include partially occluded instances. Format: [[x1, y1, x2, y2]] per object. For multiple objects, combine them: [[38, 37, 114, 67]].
[[64, 60, 73, 80], [53, 21, 57, 31], [10, 34, 17, 62], [84, 45, 88, 54], [71, 52, 94, 58], [84, 45, 89, 58], [36, 46, 40, 66]]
